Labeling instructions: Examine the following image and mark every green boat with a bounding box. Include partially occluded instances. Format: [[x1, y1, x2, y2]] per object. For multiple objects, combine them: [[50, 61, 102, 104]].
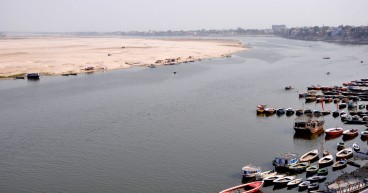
[[317, 168, 328, 176], [306, 165, 319, 174], [289, 162, 310, 173]]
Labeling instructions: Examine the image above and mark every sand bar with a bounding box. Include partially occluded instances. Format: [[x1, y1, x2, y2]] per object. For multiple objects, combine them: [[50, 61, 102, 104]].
[[0, 37, 247, 78]]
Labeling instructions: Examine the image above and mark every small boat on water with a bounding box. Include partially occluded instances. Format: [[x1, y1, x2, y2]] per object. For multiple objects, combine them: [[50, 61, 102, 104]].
[[361, 130, 368, 139], [336, 147, 353, 160], [294, 116, 324, 134], [289, 162, 309, 173], [255, 170, 277, 180], [264, 108, 276, 115], [323, 150, 330, 157], [308, 182, 319, 191], [272, 152, 298, 171], [325, 127, 343, 137], [285, 86, 294, 90], [332, 110, 340, 117], [352, 143, 360, 152], [300, 149, 319, 162], [276, 108, 285, 116], [241, 165, 262, 178], [307, 175, 326, 183], [317, 168, 328, 176], [256, 105, 266, 114], [343, 129, 358, 139], [285, 108, 295, 116], [263, 175, 285, 184], [298, 181, 310, 190], [295, 109, 304, 116], [273, 176, 295, 185], [287, 178, 302, 187], [219, 181, 264, 193], [26, 73, 40, 79], [332, 159, 347, 170], [337, 142, 345, 150], [318, 154, 334, 167], [306, 165, 319, 174]]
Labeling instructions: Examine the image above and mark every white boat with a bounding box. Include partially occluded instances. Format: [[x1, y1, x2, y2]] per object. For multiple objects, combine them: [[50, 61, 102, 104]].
[[287, 178, 302, 187], [300, 149, 319, 162], [298, 181, 310, 189], [255, 170, 277, 180], [318, 154, 334, 166], [241, 165, 261, 178], [352, 143, 360, 152], [263, 175, 285, 183], [336, 147, 353, 160], [273, 176, 295, 185]]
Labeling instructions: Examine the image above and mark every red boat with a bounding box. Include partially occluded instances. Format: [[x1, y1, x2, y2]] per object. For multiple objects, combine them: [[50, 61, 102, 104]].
[[325, 128, 344, 137], [343, 129, 358, 137], [219, 181, 264, 193]]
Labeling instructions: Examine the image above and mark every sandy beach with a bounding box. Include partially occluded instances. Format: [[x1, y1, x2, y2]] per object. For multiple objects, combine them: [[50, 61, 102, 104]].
[[0, 37, 247, 78]]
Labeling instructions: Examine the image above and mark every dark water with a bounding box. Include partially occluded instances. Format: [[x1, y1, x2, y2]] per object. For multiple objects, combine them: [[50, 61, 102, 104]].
[[1, 37, 368, 193]]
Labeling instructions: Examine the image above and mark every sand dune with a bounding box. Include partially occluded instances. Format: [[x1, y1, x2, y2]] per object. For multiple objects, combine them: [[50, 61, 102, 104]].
[[0, 37, 247, 77]]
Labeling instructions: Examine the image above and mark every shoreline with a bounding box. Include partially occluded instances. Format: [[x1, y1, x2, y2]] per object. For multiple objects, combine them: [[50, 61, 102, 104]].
[[0, 37, 247, 79]]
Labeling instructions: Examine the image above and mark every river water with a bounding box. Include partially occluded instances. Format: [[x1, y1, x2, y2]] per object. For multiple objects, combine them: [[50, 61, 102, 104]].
[[1, 37, 368, 193]]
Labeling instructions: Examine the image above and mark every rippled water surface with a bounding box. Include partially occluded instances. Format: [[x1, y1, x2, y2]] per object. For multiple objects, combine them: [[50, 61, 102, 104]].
[[1, 37, 368, 193]]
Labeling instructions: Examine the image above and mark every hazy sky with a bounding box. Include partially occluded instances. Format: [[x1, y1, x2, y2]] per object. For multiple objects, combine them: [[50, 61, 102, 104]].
[[1, 0, 367, 32]]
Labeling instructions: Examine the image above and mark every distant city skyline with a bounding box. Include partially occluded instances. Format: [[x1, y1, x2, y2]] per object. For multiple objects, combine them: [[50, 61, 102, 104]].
[[1, 0, 368, 32]]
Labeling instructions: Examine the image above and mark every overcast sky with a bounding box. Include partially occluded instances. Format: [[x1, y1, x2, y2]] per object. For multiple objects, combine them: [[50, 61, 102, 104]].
[[1, 0, 367, 32]]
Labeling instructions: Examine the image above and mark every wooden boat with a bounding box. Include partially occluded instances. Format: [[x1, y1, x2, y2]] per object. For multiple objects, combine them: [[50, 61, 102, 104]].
[[332, 160, 347, 170], [318, 155, 334, 167], [26, 73, 40, 79], [287, 178, 302, 187], [317, 168, 328, 176], [337, 142, 345, 150], [313, 110, 322, 116], [361, 130, 368, 139], [295, 109, 304, 116], [241, 165, 261, 178], [263, 175, 285, 184], [305, 96, 317, 103], [332, 110, 340, 117], [219, 181, 264, 193], [339, 103, 347, 109], [307, 175, 326, 183], [273, 176, 295, 185], [272, 153, 298, 171], [298, 181, 310, 190], [300, 149, 319, 162], [289, 162, 309, 173], [264, 108, 276, 115], [255, 170, 277, 180], [336, 147, 353, 160], [323, 150, 330, 156], [306, 165, 319, 174], [256, 105, 266, 114], [342, 129, 358, 138], [285, 108, 295, 116], [321, 110, 331, 115], [276, 108, 285, 115], [325, 127, 343, 137], [352, 143, 360, 152], [294, 116, 324, 134], [333, 98, 341, 103], [308, 182, 319, 191]]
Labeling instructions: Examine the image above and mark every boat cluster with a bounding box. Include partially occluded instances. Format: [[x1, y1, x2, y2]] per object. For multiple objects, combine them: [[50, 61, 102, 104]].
[[219, 147, 361, 193]]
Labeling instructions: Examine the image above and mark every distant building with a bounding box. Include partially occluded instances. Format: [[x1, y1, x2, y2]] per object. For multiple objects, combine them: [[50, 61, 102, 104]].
[[272, 25, 287, 32]]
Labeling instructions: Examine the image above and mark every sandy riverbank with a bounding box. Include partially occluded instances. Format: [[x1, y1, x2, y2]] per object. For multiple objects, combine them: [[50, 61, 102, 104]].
[[0, 37, 247, 78]]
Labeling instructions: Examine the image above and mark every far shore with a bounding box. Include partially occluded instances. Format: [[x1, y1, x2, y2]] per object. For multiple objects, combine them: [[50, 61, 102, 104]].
[[0, 36, 247, 78]]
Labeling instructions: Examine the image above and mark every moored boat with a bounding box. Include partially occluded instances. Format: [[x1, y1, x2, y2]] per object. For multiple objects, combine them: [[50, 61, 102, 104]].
[[294, 116, 324, 134], [264, 107, 276, 115], [298, 181, 310, 190], [263, 175, 285, 184], [273, 176, 295, 185], [276, 108, 285, 116], [337, 142, 345, 150], [332, 110, 340, 117], [288, 162, 309, 173], [332, 159, 347, 170], [306, 165, 319, 174], [219, 181, 264, 193], [342, 129, 358, 139], [336, 147, 353, 160], [325, 127, 343, 137], [256, 104, 266, 114], [317, 168, 328, 176], [299, 149, 319, 162], [308, 182, 319, 191], [255, 170, 277, 180], [26, 73, 40, 79], [285, 108, 295, 116], [361, 130, 368, 139], [352, 143, 360, 152], [241, 165, 262, 178], [307, 175, 326, 183], [272, 152, 298, 171], [318, 154, 334, 167], [287, 178, 302, 187]]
